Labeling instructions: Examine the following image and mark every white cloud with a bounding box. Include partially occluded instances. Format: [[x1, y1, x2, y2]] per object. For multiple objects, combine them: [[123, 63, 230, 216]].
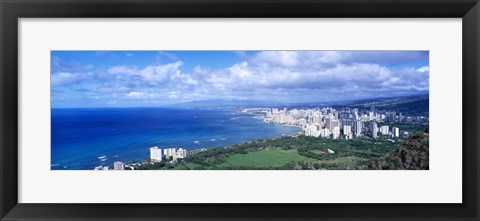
[[171, 71, 198, 86], [52, 51, 429, 105], [51, 72, 89, 86], [205, 61, 394, 91], [251, 51, 299, 67], [109, 61, 184, 84], [126, 91, 144, 98], [193, 51, 429, 102], [140, 61, 183, 83], [416, 66, 430, 73], [168, 92, 178, 99], [108, 66, 137, 75]]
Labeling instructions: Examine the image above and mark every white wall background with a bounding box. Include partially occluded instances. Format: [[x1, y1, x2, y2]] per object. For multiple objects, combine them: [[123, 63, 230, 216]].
[[18, 18, 462, 203]]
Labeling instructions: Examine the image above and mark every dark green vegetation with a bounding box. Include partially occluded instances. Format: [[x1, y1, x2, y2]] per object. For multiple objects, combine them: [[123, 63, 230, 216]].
[[369, 132, 429, 170], [135, 135, 415, 170], [348, 95, 429, 115]]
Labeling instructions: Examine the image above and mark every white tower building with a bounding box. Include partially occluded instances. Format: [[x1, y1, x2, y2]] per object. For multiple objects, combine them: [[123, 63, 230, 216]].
[[380, 125, 389, 135], [113, 161, 125, 170], [149, 146, 162, 162], [393, 127, 400, 137], [343, 125, 352, 136]]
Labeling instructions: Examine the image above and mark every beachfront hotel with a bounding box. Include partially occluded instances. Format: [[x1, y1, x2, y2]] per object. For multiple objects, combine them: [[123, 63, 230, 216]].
[[114, 161, 125, 170], [151, 147, 188, 162], [149, 146, 162, 162]]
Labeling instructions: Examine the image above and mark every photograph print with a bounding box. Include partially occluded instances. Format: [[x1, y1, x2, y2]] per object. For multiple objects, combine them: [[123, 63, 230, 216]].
[[51, 51, 429, 170]]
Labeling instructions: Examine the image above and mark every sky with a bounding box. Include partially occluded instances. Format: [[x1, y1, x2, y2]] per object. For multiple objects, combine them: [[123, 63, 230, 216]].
[[51, 51, 429, 108]]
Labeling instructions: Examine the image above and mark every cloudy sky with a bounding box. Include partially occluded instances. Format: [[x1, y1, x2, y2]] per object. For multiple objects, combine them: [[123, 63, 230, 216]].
[[51, 51, 429, 108]]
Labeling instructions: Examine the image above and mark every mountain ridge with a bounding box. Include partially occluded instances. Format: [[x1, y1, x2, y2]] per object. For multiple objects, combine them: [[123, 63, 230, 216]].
[[167, 94, 428, 110], [368, 132, 429, 170]]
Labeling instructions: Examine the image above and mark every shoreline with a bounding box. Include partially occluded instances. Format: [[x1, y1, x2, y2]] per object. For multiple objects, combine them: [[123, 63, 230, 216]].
[[52, 109, 303, 170], [101, 124, 303, 170], [53, 106, 426, 170]]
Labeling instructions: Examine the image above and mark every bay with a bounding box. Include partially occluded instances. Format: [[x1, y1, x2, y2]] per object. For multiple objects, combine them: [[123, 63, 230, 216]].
[[51, 108, 301, 170]]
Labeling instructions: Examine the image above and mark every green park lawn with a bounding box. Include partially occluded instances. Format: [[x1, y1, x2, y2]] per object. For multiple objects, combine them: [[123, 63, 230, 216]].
[[218, 149, 316, 168], [159, 135, 400, 170]]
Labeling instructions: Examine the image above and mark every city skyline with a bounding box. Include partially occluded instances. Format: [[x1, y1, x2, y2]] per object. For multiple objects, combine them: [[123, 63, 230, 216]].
[[51, 51, 429, 108], [87, 101, 430, 170]]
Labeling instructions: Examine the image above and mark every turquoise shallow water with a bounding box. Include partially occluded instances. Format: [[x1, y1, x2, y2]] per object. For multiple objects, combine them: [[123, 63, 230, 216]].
[[51, 108, 301, 170]]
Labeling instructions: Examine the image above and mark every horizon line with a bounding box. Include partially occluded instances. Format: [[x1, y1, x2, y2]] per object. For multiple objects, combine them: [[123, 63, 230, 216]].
[[51, 93, 428, 109]]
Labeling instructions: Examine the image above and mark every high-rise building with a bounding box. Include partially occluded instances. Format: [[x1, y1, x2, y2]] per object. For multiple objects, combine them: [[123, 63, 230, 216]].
[[407, 116, 413, 123], [320, 128, 330, 138], [332, 126, 340, 139], [176, 148, 187, 158], [325, 117, 332, 130], [343, 119, 353, 127], [331, 120, 339, 131], [380, 125, 389, 135], [304, 124, 318, 137], [372, 122, 378, 138], [393, 127, 400, 137], [345, 133, 353, 140], [164, 148, 176, 159], [389, 112, 397, 122], [266, 110, 272, 118], [114, 161, 125, 170], [354, 120, 363, 136], [149, 146, 162, 162], [343, 125, 352, 136], [298, 118, 307, 127]]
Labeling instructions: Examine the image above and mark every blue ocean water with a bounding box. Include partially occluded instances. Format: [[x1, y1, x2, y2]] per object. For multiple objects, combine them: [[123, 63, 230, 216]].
[[51, 108, 301, 170]]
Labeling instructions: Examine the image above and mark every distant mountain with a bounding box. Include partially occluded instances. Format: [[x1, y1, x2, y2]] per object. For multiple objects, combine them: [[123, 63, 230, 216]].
[[368, 132, 429, 170], [345, 94, 429, 115], [167, 99, 280, 109], [165, 94, 429, 113], [347, 94, 427, 106], [272, 94, 429, 115]]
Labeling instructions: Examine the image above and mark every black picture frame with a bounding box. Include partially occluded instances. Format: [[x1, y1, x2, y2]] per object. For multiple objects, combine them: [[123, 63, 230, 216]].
[[1, 0, 479, 220]]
